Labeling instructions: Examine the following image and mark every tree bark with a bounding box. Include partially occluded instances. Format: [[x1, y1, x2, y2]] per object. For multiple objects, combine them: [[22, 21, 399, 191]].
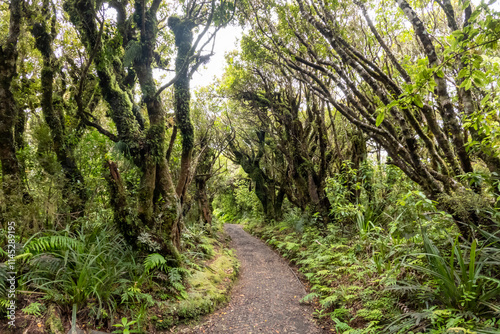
[[169, 16, 196, 203], [0, 0, 26, 201], [31, 7, 88, 217]]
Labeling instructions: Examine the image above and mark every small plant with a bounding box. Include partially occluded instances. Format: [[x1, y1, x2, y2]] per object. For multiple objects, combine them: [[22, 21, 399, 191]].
[[112, 317, 139, 334], [143, 253, 188, 298], [333, 317, 352, 333], [21, 302, 45, 317], [331, 307, 351, 322], [394, 229, 500, 317], [20, 223, 140, 317]]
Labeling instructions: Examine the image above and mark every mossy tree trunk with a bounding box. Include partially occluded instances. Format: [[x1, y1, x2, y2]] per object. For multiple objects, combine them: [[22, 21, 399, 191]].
[[0, 0, 28, 205], [228, 132, 285, 222], [31, 3, 88, 217], [237, 86, 333, 223], [65, 0, 181, 261], [345, 131, 367, 204], [168, 16, 196, 204], [194, 144, 215, 231]]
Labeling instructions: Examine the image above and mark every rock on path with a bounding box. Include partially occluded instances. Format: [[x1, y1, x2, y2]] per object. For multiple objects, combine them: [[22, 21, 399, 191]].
[[182, 224, 325, 334]]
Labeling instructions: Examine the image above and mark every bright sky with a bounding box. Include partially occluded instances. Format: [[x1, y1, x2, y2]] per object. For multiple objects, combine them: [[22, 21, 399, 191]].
[[102, 6, 243, 91], [190, 25, 243, 88], [186, 0, 499, 89]]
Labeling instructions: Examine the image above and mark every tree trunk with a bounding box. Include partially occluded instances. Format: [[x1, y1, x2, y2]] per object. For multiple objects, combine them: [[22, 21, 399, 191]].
[[0, 0, 26, 202], [196, 177, 212, 231], [31, 13, 88, 217], [105, 160, 138, 247], [169, 16, 195, 203]]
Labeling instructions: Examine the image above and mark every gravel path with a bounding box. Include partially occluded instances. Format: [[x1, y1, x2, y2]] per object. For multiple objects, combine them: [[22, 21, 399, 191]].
[[182, 224, 325, 334]]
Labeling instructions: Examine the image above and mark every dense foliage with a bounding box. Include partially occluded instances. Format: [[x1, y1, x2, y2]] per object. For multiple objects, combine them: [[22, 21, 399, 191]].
[[1, 0, 500, 332], [212, 0, 500, 332], [0, 0, 237, 331]]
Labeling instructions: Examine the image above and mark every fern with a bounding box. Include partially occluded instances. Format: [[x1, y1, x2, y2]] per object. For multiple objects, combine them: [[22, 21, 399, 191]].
[[22, 302, 45, 317], [320, 294, 339, 308], [25, 235, 83, 254], [123, 40, 142, 68], [20, 224, 139, 315], [304, 272, 315, 279], [0, 265, 8, 297], [301, 292, 319, 303], [198, 243, 214, 257], [171, 282, 185, 292], [0, 298, 10, 312], [316, 270, 330, 276], [333, 318, 352, 332], [168, 267, 183, 283], [144, 253, 168, 273]]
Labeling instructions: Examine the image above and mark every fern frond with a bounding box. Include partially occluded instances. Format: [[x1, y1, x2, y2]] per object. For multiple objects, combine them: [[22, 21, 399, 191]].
[[301, 292, 319, 303], [320, 294, 339, 308], [25, 236, 83, 254], [144, 253, 167, 273]]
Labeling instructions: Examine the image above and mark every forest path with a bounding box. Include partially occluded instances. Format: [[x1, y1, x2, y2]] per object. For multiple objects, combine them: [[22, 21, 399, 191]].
[[179, 223, 326, 334]]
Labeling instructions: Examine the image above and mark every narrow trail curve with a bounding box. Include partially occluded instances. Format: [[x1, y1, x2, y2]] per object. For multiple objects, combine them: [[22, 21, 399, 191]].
[[181, 224, 327, 334]]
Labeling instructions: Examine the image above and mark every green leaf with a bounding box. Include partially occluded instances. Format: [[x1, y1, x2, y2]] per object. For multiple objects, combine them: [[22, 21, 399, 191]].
[[144, 253, 167, 273], [413, 95, 424, 108], [481, 93, 491, 105], [460, 78, 472, 90], [472, 71, 487, 87], [376, 111, 385, 127], [457, 68, 468, 79]]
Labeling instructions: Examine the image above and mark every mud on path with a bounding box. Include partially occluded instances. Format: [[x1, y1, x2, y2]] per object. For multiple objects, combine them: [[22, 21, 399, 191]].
[[180, 224, 326, 334]]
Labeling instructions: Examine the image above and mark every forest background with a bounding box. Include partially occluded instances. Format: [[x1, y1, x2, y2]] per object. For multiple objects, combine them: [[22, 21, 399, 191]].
[[1, 0, 500, 333]]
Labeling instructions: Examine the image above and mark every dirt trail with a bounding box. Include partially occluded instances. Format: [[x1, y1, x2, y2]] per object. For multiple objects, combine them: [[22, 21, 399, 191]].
[[181, 224, 326, 334]]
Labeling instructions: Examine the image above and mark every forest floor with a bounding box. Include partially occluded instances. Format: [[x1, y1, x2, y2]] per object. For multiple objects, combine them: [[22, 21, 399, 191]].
[[176, 224, 328, 334]]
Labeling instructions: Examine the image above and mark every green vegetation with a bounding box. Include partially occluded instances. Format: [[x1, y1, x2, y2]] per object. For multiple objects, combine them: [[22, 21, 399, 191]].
[[2, 0, 500, 333], [224, 160, 500, 333], [1, 217, 238, 332]]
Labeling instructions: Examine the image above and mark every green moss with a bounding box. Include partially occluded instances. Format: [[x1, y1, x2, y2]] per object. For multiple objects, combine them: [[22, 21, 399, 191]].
[[151, 314, 174, 329], [176, 251, 239, 320], [155, 248, 239, 329], [45, 304, 64, 334]]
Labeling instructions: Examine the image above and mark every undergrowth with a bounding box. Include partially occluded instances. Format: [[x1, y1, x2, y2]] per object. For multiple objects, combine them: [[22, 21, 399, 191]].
[[0, 218, 239, 333], [243, 213, 500, 334]]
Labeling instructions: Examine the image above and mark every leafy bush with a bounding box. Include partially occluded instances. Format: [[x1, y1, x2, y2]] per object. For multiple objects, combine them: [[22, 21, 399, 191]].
[[20, 223, 140, 317], [396, 231, 500, 317]]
